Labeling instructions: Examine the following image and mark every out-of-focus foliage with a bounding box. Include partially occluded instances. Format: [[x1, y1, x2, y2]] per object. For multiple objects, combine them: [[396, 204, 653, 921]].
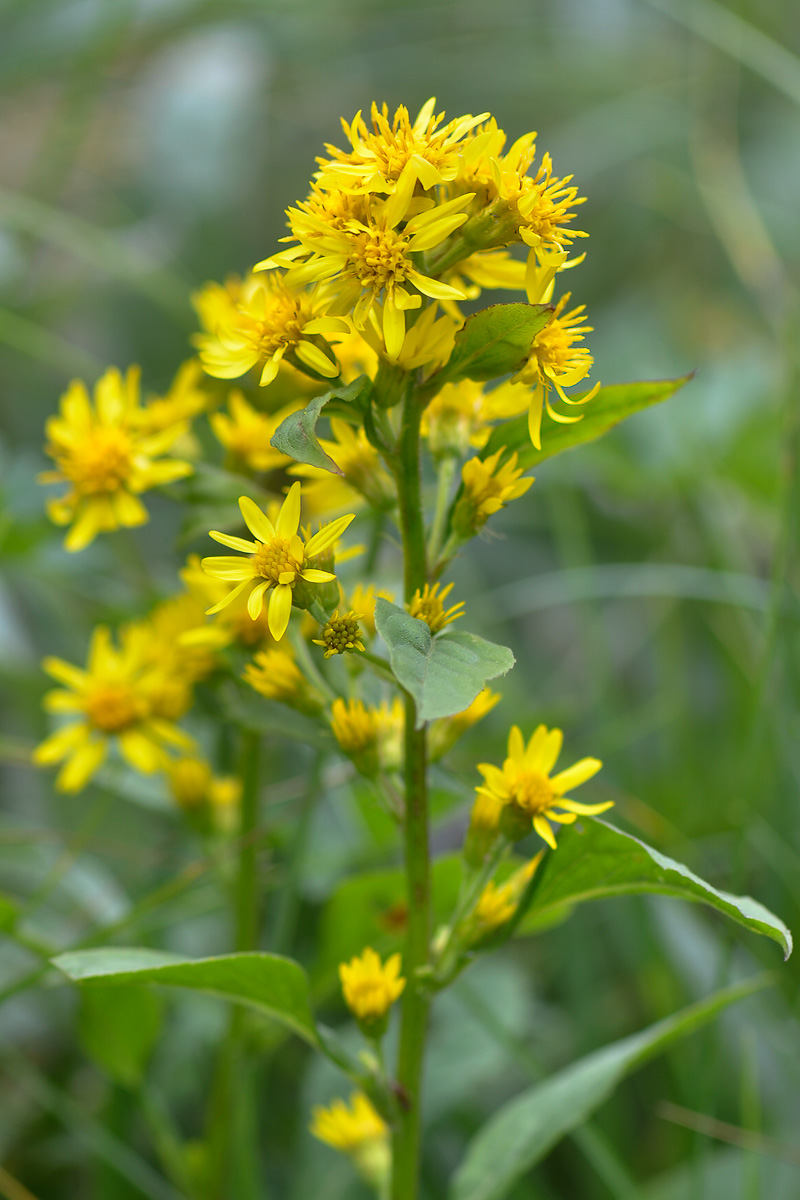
[[1, 1, 798, 1197]]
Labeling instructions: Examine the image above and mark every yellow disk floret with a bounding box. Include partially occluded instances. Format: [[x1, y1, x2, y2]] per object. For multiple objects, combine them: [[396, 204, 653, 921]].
[[476, 724, 611, 848]]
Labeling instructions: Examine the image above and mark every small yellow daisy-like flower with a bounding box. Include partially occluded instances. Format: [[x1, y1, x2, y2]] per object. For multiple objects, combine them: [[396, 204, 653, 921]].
[[210, 391, 297, 473], [429, 687, 501, 761], [513, 293, 601, 450], [194, 271, 347, 386], [473, 854, 543, 932], [179, 555, 274, 650], [290, 417, 395, 513], [201, 482, 355, 641], [421, 379, 493, 459], [329, 696, 403, 775], [135, 359, 210, 434], [476, 724, 611, 849], [339, 946, 405, 1027], [348, 583, 395, 638], [313, 610, 365, 658], [165, 755, 241, 820], [243, 647, 324, 715], [310, 1091, 388, 1153], [453, 448, 533, 538], [315, 97, 489, 203], [408, 582, 464, 633], [262, 194, 473, 360], [40, 366, 193, 552], [33, 626, 193, 793]]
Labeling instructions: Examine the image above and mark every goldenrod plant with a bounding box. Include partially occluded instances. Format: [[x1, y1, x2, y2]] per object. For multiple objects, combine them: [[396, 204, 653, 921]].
[[27, 99, 792, 1200]]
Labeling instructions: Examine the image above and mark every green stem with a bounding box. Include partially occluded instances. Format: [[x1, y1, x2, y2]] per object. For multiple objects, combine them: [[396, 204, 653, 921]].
[[428, 455, 457, 569], [391, 384, 432, 1200]]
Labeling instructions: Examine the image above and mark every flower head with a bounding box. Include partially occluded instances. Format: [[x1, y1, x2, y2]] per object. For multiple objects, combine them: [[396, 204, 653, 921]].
[[408, 582, 464, 633], [476, 724, 610, 848], [165, 756, 241, 830], [194, 271, 347, 386], [210, 391, 298, 472], [263, 195, 472, 359], [315, 98, 488, 200], [453, 448, 533, 538], [40, 367, 193, 551], [310, 1091, 388, 1153], [33, 626, 192, 792], [313, 610, 365, 658], [513, 294, 600, 450], [243, 646, 324, 714], [330, 696, 403, 775], [201, 483, 355, 641], [290, 417, 395, 513], [339, 946, 405, 1027], [472, 855, 543, 934]]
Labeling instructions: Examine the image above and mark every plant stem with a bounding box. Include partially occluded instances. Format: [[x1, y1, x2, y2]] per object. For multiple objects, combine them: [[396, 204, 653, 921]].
[[391, 384, 432, 1200], [428, 455, 457, 569]]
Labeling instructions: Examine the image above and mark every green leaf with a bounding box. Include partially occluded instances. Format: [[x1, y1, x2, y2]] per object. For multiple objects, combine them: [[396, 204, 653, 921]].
[[78, 984, 163, 1087], [0, 893, 17, 932], [484, 376, 693, 469], [450, 975, 771, 1200], [52, 949, 321, 1048], [436, 303, 552, 384], [374, 599, 515, 725], [518, 819, 792, 959], [270, 375, 372, 473]]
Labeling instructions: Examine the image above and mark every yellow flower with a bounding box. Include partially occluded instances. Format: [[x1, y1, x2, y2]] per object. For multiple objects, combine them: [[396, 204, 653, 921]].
[[165, 756, 241, 827], [339, 946, 405, 1025], [310, 1091, 387, 1153], [290, 417, 395, 513], [394, 302, 460, 373], [421, 379, 493, 458], [40, 367, 193, 551], [313, 610, 365, 658], [179, 555, 274, 649], [328, 327, 380, 382], [408, 582, 464, 633], [329, 696, 403, 775], [210, 391, 297, 472], [453, 448, 533, 538], [462, 788, 505, 868], [513, 293, 600, 450], [452, 119, 587, 271], [348, 584, 395, 638], [473, 855, 543, 932], [429, 687, 501, 761], [262, 194, 473, 360], [315, 98, 489, 202], [33, 626, 192, 793], [476, 724, 611, 849], [136, 359, 210, 433], [201, 482, 355, 641], [243, 647, 324, 714], [194, 271, 347, 386]]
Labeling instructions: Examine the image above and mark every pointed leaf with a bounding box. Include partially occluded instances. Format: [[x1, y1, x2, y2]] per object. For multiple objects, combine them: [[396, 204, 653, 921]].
[[270, 375, 372, 473], [484, 376, 693, 469], [374, 599, 514, 725], [450, 975, 771, 1200], [52, 949, 321, 1047], [436, 303, 552, 384], [517, 819, 792, 959]]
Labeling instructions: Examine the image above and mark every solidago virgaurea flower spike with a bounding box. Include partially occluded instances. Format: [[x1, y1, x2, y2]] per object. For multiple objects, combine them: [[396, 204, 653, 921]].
[[33, 626, 193, 793], [513, 293, 601, 450], [40, 366, 193, 551], [339, 946, 405, 1033], [202, 482, 355, 641], [476, 724, 611, 848]]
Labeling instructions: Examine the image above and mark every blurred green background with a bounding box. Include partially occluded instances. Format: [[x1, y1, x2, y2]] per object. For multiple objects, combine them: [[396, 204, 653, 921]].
[[1, 0, 799, 1198]]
